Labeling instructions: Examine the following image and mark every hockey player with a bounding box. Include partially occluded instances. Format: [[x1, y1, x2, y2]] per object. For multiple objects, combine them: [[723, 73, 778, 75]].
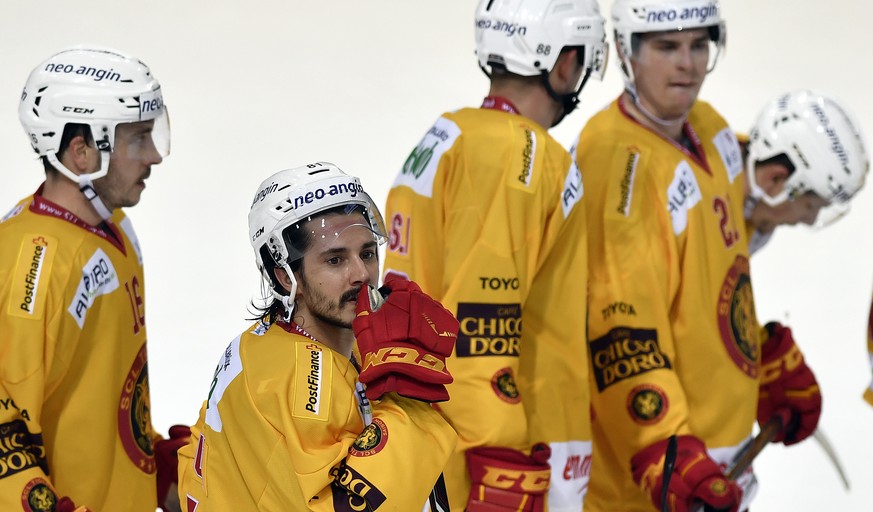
[[743, 90, 868, 255], [0, 47, 185, 511], [177, 162, 459, 510], [382, 0, 608, 509], [576, 1, 822, 510]]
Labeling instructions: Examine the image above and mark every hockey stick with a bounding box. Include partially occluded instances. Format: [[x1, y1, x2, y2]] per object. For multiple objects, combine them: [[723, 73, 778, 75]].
[[661, 435, 678, 512], [812, 428, 850, 491], [689, 416, 783, 512]]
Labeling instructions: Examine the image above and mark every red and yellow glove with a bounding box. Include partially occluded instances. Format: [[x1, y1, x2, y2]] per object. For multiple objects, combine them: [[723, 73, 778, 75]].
[[154, 424, 191, 511], [57, 497, 91, 512], [466, 443, 551, 512], [353, 274, 458, 402], [758, 322, 822, 445], [631, 435, 742, 512]]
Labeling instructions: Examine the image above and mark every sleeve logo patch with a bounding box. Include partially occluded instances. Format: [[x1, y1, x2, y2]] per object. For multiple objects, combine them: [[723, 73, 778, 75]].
[[206, 336, 244, 432], [394, 116, 461, 199], [20, 477, 59, 512], [292, 342, 332, 422], [590, 327, 672, 392], [562, 160, 584, 218], [66, 248, 119, 328], [626, 384, 668, 425], [330, 462, 387, 511], [456, 303, 521, 357], [666, 160, 702, 235], [350, 418, 388, 457], [117, 342, 156, 474], [713, 128, 743, 184], [491, 367, 521, 404], [8, 235, 56, 320]]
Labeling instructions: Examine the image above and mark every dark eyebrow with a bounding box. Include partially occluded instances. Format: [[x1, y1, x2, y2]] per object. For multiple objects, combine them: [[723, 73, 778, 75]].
[[318, 239, 377, 258]]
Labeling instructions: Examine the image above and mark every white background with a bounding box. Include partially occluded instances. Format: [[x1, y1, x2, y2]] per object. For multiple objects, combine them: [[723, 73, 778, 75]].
[[1, 1, 871, 510]]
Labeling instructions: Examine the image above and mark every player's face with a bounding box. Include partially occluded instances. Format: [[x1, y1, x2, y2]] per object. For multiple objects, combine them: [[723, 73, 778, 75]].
[[94, 120, 163, 210], [631, 28, 710, 120], [295, 214, 380, 330]]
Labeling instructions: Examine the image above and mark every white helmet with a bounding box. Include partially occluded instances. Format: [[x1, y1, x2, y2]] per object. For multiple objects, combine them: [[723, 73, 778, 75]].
[[19, 45, 169, 219], [612, 0, 725, 85], [475, 0, 608, 124], [248, 162, 388, 315], [747, 90, 869, 208]]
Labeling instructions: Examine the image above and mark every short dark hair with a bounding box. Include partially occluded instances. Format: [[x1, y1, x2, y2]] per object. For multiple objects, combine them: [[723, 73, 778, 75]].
[[41, 123, 94, 174]]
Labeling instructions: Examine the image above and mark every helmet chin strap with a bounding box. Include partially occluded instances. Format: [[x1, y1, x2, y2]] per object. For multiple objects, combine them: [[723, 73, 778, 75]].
[[540, 66, 592, 128], [46, 151, 115, 221], [626, 83, 687, 128]]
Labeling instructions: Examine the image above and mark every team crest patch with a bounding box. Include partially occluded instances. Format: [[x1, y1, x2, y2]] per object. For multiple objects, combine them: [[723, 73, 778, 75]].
[[118, 342, 156, 474], [491, 367, 521, 404], [350, 418, 388, 457], [20, 478, 58, 512], [716, 255, 760, 378], [626, 384, 668, 425]]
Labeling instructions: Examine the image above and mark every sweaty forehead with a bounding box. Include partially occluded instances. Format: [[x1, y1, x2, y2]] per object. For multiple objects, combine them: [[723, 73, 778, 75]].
[[641, 27, 709, 42]]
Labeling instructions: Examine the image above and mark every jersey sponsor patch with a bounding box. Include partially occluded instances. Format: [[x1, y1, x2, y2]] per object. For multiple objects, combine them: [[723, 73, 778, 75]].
[[716, 255, 760, 378], [589, 327, 672, 392], [491, 367, 521, 404], [66, 247, 120, 328], [561, 160, 584, 218], [293, 342, 333, 422], [0, 420, 47, 480], [617, 147, 640, 216], [8, 235, 56, 320], [118, 342, 156, 474], [330, 462, 387, 511], [20, 477, 59, 512], [627, 384, 668, 425], [119, 216, 143, 265], [393, 116, 461, 198], [713, 128, 744, 183], [516, 127, 537, 188], [350, 418, 388, 457], [666, 160, 702, 235], [456, 303, 521, 358], [206, 336, 244, 432]]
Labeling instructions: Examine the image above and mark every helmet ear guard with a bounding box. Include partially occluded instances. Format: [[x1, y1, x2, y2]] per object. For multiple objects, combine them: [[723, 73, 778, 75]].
[[247, 162, 388, 316], [747, 90, 869, 212]]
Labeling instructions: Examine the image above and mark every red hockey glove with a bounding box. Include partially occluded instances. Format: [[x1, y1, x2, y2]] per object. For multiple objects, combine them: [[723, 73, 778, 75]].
[[353, 274, 458, 402], [631, 435, 742, 512], [155, 424, 191, 511], [57, 497, 91, 512], [757, 322, 822, 445], [466, 443, 551, 512]]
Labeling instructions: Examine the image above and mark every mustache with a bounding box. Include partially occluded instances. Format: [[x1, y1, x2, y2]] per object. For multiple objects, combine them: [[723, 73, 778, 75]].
[[341, 288, 360, 303]]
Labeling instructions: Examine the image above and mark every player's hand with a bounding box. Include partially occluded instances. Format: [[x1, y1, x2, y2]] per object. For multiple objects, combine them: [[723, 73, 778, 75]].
[[466, 443, 551, 512], [155, 424, 191, 512], [353, 274, 458, 402], [631, 435, 742, 512], [758, 322, 821, 445]]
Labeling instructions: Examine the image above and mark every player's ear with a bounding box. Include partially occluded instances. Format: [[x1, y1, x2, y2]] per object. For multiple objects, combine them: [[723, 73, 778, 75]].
[[756, 162, 792, 196], [273, 267, 295, 295]]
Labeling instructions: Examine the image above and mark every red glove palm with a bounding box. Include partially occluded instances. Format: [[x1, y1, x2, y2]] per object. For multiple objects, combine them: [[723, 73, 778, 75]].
[[466, 443, 551, 512], [353, 274, 458, 402], [758, 322, 821, 445], [631, 436, 741, 512], [155, 424, 191, 511]]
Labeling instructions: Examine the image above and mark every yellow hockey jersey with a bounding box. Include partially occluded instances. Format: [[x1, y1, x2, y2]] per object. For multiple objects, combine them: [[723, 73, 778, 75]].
[[577, 98, 759, 512], [865, 295, 873, 406], [0, 190, 158, 511], [383, 104, 591, 511], [177, 321, 457, 511]]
